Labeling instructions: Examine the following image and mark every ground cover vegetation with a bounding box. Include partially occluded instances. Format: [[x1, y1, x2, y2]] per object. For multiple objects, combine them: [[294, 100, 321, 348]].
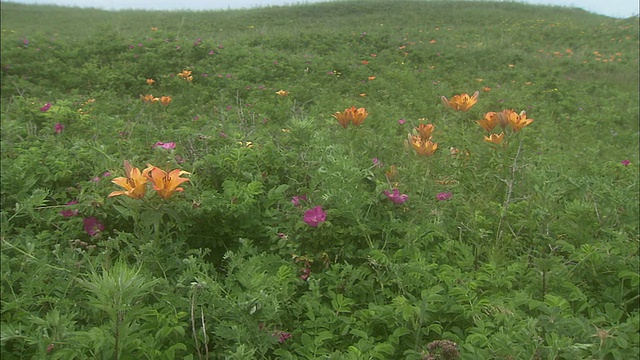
[[1, 0, 638, 358]]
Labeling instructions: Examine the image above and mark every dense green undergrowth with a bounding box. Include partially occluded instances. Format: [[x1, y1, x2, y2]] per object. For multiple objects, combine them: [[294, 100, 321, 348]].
[[1, 1, 638, 359]]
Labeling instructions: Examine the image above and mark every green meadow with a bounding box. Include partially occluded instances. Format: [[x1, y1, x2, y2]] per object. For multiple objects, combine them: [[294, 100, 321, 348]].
[[1, 0, 638, 358]]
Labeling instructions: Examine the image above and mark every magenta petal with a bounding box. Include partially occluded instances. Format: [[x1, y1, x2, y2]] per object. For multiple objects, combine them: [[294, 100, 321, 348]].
[[83, 217, 105, 236], [384, 188, 408, 204], [303, 206, 326, 227]]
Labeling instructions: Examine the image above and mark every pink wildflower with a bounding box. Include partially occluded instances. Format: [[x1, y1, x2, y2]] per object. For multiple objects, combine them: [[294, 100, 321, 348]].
[[436, 192, 453, 201], [40, 102, 52, 112], [54, 123, 64, 134], [273, 330, 292, 343], [153, 141, 176, 149], [303, 206, 326, 227], [621, 159, 631, 166], [59, 200, 79, 217], [291, 195, 308, 207], [384, 189, 408, 204], [300, 266, 311, 281], [83, 217, 105, 236]]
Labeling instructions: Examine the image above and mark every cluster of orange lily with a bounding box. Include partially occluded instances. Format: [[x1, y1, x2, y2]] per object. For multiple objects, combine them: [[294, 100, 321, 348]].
[[108, 160, 190, 200], [477, 110, 534, 146], [407, 123, 438, 156], [178, 69, 193, 82], [140, 94, 172, 106], [332, 106, 369, 128], [440, 90, 533, 146]]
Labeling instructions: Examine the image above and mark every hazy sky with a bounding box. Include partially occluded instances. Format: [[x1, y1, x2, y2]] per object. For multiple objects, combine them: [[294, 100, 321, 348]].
[[4, 0, 639, 18]]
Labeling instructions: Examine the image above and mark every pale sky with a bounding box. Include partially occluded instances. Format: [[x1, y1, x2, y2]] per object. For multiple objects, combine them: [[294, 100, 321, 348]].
[[3, 0, 639, 18]]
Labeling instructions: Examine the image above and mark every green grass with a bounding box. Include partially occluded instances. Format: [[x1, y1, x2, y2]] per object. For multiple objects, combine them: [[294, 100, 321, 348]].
[[1, 1, 638, 359]]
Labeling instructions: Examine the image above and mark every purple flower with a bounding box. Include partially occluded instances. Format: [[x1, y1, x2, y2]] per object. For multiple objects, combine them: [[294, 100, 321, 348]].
[[384, 189, 408, 204], [291, 195, 307, 206], [621, 159, 630, 166], [83, 217, 104, 236], [372, 158, 382, 167], [208, 50, 214, 55], [153, 141, 176, 149], [303, 206, 326, 227], [398, 118, 406, 125], [60, 200, 79, 217], [40, 102, 52, 112], [54, 123, 64, 134], [102, 171, 111, 177], [436, 192, 453, 201]]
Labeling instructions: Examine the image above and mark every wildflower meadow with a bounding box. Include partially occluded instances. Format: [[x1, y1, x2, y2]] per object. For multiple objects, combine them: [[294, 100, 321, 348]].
[[1, 0, 638, 359]]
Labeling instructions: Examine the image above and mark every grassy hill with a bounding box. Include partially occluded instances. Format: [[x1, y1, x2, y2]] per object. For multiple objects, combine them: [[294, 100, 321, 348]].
[[1, 1, 638, 359]]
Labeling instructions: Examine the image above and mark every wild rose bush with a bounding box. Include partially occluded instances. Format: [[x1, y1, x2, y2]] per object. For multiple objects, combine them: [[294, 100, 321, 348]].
[[1, 1, 638, 359]]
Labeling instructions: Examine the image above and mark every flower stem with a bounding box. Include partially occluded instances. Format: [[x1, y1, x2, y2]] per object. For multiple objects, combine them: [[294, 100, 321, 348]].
[[496, 136, 523, 242]]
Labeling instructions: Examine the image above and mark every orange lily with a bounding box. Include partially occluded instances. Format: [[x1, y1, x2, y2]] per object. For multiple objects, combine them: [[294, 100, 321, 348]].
[[141, 94, 155, 103], [146, 165, 190, 200], [276, 90, 289, 97], [408, 134, 438, 156], [332, 106, 368, 128], [415, 123, 435, 140], [508, 110, 534, 132], [160, 96, 172, 107], [146, 78, 155, 85], [484, 132, 505, 145], [332, 109, 353, 128], [476, 112, 499, 132], [497, 109, 517, 129], [108, 160, 151, 199], [441, 91, 479, 111], [178, 69, 192, 78], [178, 69, 193, 82], [351, 106, 368, 126]]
